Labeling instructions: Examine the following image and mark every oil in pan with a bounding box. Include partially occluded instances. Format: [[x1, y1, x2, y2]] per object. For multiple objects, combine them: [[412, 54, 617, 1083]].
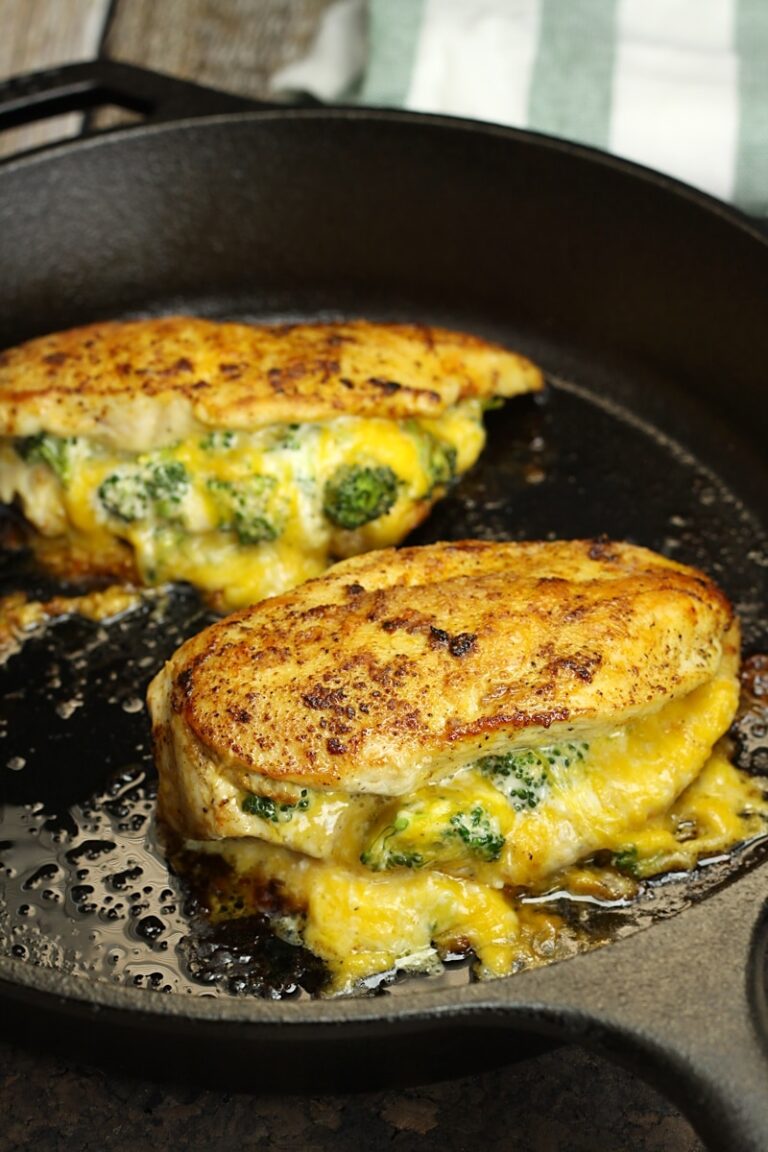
[[1, 377, 767, 1000]]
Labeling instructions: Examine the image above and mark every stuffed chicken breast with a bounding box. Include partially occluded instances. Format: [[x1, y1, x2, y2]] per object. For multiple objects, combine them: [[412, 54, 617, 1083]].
[[0, 317, 542, 608], [148, 540, 766, 993]]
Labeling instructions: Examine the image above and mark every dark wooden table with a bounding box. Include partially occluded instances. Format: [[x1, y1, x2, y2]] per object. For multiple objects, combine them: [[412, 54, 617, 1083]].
[[0, 3, 707, 1148]]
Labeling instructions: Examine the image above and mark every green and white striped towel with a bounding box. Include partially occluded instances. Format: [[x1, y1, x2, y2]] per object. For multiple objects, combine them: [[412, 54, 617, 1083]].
[[271, 0, 768, 216]]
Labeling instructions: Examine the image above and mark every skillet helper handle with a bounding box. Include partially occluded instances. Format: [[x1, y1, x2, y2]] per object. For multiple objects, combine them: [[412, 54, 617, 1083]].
[[509, 861, 768, 1151], [0, 59, 282, 137]]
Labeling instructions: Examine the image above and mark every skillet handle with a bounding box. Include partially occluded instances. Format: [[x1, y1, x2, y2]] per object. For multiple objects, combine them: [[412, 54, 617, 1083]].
[[0, 59, 289, 137], [507, 858, 768, 1151]]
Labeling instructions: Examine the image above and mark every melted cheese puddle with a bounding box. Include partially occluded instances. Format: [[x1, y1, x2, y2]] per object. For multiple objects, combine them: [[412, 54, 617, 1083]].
[[0, 584, 143, 664]]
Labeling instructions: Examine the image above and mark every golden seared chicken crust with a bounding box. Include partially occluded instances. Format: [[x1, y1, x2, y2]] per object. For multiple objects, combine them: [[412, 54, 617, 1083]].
[[148, 539, 735, 797], [148, 539, 762, 994], [0, 317, 542, 451]]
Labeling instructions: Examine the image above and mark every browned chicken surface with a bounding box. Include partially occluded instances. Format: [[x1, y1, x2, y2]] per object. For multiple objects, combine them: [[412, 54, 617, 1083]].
[[150, 538, 735, 797], [0, 317, 542, 450], [147, 539, 761, 994]]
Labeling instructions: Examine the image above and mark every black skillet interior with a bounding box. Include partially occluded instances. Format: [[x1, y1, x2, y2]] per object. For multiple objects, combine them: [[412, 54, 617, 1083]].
[[1, 63, 768, 1147]]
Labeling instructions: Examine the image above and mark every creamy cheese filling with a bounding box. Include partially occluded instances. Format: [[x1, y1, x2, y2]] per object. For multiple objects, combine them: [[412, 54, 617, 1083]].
[[188, 664, 737, 871], [0, 403, 486, 608], [178, 659, 768, 993]]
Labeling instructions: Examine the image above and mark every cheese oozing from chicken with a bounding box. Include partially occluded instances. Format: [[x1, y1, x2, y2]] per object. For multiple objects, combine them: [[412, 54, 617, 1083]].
[[0, 317, 542, 608], [148, 540, 768, 993]]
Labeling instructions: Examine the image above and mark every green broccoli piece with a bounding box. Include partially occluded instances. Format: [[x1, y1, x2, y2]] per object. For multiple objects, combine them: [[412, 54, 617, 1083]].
[[381, 850, 425, 869], [361, 815, 425, 870], [448, 806, 505, 861], [242, 789, 310, 823], [361, 803, 504, 870], [323, 464, 399, 529], [98, 470, 150, 522], [479, 741, 588, 812], [15, 433, 76, 483], [207, 476, 280, 544], [360, 842, 425, 870], [426, 439, 458, 493], [146, 460, 189, 518], [479, 749, 550, 811], [98, 459, 189, 524], [611, 845, 641, 877], [200, 430, 236, 452], [269, 424, 302, 451]]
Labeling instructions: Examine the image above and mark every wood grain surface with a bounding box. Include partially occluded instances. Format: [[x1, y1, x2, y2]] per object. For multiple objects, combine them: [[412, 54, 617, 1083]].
[[0, 0, 331, 156], [104, 0, 331, 96], [0, 2, 706, 1150], [0, 0, 109, 156]]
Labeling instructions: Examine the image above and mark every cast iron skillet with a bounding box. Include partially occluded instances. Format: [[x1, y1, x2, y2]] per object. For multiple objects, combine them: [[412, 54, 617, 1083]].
[[1, 61, 767, 1151]]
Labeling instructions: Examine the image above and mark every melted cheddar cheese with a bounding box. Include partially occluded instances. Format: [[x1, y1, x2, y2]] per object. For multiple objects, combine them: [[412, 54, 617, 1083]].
[[182, 669, 768, 993], [149, 539, 765, 995], [0, 404, 485, 609]]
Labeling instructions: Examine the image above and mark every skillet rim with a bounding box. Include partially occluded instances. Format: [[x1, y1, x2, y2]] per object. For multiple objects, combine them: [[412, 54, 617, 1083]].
[[0, 101, 766, 245], [0, 97, 766, 1031]]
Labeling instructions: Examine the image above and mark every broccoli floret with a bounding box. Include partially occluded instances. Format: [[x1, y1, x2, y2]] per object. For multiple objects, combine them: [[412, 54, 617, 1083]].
[[98, 459, 189, 524], [15, 433, 76, 483], [200, 430, 236, 452], [381, 850, 425, 869], [269, 424, 302, 451], [479, 749, 550, 811], [479, 741, 588, 812], [361, 815, 426, 870], [98, 470, 150, 522], [426, 439, 458, 493], [207, 476, 280, 544], [323, 464, 399, 529], [611, 845, 641, 877], [361, 803, 504, 870], [448, 806, 505, 861], [242, 789, 310, 823], [146, 460, 189, 518]]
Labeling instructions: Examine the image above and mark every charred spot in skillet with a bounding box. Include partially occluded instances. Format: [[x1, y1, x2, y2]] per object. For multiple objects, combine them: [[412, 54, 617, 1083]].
[[742, 654, 768, 700], [730, 653, 768, 775], [174, 850, 329, 997]]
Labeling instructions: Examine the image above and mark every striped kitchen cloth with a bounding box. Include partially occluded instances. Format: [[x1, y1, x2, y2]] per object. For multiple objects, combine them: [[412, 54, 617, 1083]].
[[271, 0, 768, 216]]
